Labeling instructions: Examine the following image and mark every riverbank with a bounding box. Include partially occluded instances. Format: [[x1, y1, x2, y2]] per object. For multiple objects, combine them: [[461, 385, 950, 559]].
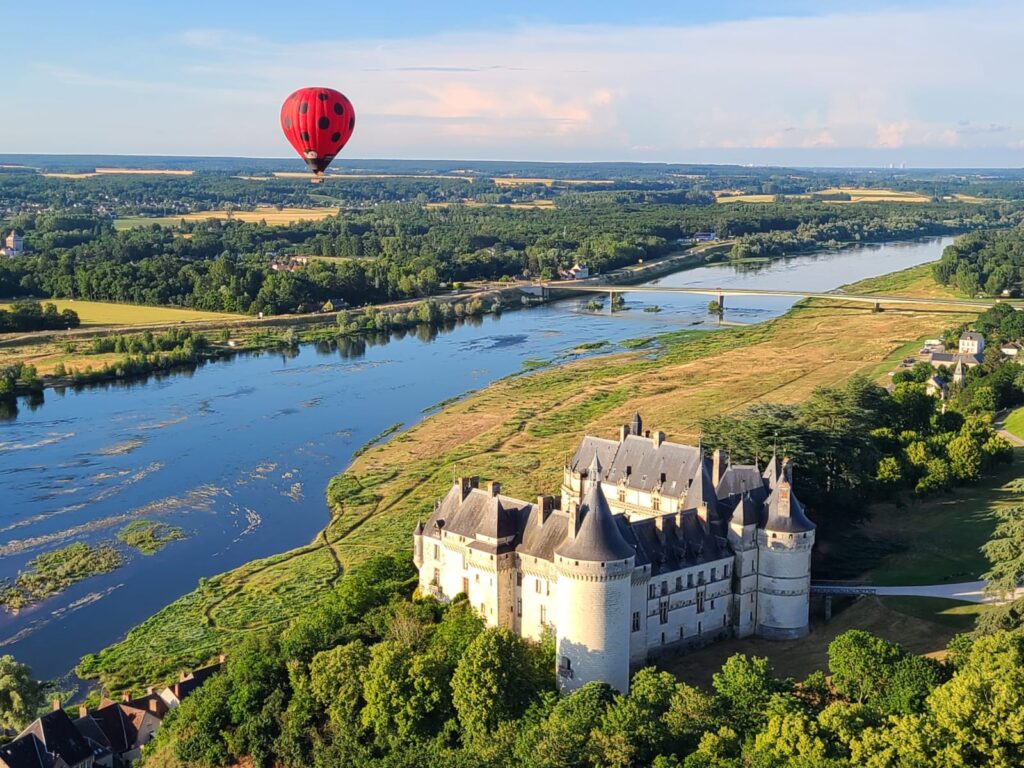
[[76, 261, 982, 691]]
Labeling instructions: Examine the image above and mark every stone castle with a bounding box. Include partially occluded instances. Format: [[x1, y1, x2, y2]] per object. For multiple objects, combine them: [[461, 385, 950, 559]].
[[413, 413, 815, 693]]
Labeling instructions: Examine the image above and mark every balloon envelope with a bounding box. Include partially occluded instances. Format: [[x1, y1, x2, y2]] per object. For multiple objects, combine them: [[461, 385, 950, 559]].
[[280, 87, 355, 175]]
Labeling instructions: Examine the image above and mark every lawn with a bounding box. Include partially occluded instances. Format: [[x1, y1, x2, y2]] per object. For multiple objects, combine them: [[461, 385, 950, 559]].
[[78, 267, 984, 691], [1003, 406, 1024, 440], [655, 596, 967, 687], [113, 207, 340, 230], [0, 299, 247, 327], [491, 177, 614, 187]]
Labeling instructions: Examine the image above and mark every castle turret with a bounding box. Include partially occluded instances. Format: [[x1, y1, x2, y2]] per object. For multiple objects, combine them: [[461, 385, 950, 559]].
[[554, 455, 635, 693], [727, 493, 759, 638], [755, 459, 815, 639], [413, 521, 424, 569]]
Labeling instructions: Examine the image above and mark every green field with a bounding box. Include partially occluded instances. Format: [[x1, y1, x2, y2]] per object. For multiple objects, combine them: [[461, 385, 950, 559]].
[[1004, 406, 1024, 440], [0, 299, 247, 327]]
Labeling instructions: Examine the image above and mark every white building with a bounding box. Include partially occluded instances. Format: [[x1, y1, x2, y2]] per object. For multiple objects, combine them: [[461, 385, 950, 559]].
[[413, 414, 816, 693], [0, 230, 24, 257], [959, 330, 985, 357]]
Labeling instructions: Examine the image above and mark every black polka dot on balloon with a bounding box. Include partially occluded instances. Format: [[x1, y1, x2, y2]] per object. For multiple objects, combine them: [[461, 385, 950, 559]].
[[318, 116, 330, 130], [331, 131, 341, 142], [318, 92, 328, 101], [298, 102, 309, 114], [300, 131, 310, 141], [333, 103, 344, 115], [283, 116, 292, 129], [349, 116, 355, 130]]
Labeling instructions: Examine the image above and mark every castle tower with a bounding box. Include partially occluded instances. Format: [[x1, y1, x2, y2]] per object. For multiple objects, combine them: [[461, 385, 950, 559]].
[[413, 521, 424, 569], [554, 455, 635, 693], [755, 460, 815, 639], [727, 493, 759, 639]]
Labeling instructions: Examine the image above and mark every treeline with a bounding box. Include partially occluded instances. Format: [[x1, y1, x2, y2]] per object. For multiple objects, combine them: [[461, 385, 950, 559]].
[[701, 373, 1014, 515], [3, 200, 1019, 316], [933, 225, 1024, 296], [0, 299, 79, 332], [140, 553, 1024, 768]]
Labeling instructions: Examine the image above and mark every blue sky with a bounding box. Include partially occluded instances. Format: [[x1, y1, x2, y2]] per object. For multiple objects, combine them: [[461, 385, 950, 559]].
[[5, 0, 1024, 166]]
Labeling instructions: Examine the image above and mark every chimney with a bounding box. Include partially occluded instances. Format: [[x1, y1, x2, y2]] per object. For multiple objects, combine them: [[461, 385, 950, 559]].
[[79, 705, 89, 719], [537, 495, 554, 523], [485, 480, 501, 497], [654, 515, 673, 535], [619, 424, 630, 442], [778, 482, 792, 518], [149, 698, 160, 714], [219, 654, 227, 664], [122, 691, 132, 703], [52, 698, 61, 712], [179, 671, 189, 682], [147, 687, 155, 695], [644, 429, 651, 438], [653, 430, 665, 448], [712, 448, 726, 488], [568, 501, 580, 540]]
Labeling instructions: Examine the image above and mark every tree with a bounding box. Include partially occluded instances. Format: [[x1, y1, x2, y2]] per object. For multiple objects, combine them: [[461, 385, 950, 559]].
[[947, 432, 983, 482], [517, 681, 613, 768], [827, 630, 903, 705], [711, 655, 786, 733], [452, 628, 543, 743], [0, 655, 44, 735], [309, 640, 369, 729], [592, 669, 679, 767], [982, 504, 1024, 598]]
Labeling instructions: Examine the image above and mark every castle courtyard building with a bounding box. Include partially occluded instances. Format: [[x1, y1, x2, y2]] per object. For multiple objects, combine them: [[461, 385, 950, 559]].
[[413, 413, 815, 693]]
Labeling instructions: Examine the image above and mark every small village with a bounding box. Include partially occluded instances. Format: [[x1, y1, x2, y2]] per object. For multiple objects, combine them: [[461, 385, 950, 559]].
[[0, 658, 224, 768]]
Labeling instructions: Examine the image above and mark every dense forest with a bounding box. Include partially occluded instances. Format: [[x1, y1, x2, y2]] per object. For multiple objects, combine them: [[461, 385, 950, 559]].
[[2, 185, 1020, 315], [121, 551, 1024, 768], [933, 224, 1024, 296]]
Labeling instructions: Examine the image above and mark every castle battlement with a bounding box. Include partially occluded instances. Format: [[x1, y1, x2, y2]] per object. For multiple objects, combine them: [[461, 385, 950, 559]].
[[413, 414, 816, 693]]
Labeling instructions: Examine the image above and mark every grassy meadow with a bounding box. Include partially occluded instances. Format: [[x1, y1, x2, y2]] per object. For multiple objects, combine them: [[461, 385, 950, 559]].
[[0, 299, 246, 327], [112, 207, 340, 230], [715, 187, 955, 204], [77, 262, 994, 690]]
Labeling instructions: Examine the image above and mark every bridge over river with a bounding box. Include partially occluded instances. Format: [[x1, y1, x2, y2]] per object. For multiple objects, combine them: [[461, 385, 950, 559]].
[[552, 282, 1021, 311]]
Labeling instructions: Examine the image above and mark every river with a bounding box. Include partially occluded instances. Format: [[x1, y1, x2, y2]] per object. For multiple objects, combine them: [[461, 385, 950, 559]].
[[0, 236, 951, 681]]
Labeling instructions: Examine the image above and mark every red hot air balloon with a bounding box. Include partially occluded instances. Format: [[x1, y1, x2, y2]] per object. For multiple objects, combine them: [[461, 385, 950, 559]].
[[280, 87, 355, 181]]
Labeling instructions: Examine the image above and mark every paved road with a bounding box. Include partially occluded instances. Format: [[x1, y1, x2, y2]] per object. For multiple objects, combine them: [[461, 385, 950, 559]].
[[812, 580, 1024, 604], [994, 408, 1024, 447]]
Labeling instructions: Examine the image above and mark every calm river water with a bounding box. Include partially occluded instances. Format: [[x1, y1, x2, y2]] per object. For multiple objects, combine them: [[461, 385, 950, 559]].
[[0, 237, 951, 680]]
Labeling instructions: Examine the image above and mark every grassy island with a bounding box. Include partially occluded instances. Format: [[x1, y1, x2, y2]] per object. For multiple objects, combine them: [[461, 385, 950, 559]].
[[1, 542, 123, 611]]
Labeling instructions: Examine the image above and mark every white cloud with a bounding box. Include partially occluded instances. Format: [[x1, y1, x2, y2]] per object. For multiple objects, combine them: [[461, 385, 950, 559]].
[[10, 2, 1024, 164]]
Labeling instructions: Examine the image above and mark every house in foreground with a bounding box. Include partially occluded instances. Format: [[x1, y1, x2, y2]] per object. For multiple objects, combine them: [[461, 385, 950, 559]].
[[414, 413, 815, 694]]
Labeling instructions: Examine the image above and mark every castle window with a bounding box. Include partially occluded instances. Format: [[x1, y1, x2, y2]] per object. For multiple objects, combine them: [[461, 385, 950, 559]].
[[632, 611, 640, 632], [648, 584, 656, 599], [431, 569, 440, 586], [661, 632, 666, 645], [696, 594, 705, 613], [546, 581, 550, 596], [652, 497, 660, 512], [659, 602, 668, 624], [433, 544, 440, 560], [687, 574, 694, 589], [462, 577, 470, 595], [475, 574, 480, 584], [660, 581, 668, 597], [675, 576, 682, 592], [540, 605, 547, 625], [679, 626, 684, 639], [723, 614, 728, 626], [516, 572, 522, 587], [618, 489, 626, 503], [698, 571, 705, 585], [710, 599, 715, 610], [462, 554, 469, 570], [517, 598, 522, 617], [535, 578, 542, 594], [480, 602, 486, 615], [711, 567, 717, 581], [698, 621, 702, 634], [724, 564, 730, 578]]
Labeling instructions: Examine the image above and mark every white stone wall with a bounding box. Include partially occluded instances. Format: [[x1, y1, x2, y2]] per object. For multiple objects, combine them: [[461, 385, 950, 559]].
[[728, 523, 759, 638], [756, 530, 814, 638], [518, 563, 557, 641], [560, 469, 685, 521], [640, 557, 734, 652], [555, 556, 633, 694]]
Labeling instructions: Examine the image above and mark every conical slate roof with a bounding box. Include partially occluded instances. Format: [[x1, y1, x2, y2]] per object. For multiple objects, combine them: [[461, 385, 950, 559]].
[[684, 456, 717, 511], [556, 481, 635, 562]]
